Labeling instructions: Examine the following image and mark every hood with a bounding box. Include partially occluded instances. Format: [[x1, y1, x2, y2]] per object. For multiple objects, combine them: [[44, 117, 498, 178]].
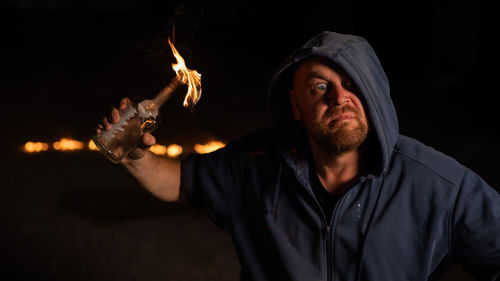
[[268, 31, 399, 177]]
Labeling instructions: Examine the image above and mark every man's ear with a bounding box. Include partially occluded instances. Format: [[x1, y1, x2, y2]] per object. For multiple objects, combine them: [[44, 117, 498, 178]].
[[289, 89, 301, 120]]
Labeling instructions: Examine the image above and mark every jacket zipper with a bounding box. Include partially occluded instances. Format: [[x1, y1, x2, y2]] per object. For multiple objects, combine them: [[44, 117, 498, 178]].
[[322, 225, 332, 281], [286, 162, 341, 281], [323, 194, 348, 281], [293, 169, 331, 280], [308, 190, 334, 281], [307, 191, 330, 281], [287, 161, 358, 281]]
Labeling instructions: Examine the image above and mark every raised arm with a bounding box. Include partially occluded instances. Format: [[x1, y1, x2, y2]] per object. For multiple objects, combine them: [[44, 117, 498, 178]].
[[96, 97, 182, 202], [122, 147, 181, 202]]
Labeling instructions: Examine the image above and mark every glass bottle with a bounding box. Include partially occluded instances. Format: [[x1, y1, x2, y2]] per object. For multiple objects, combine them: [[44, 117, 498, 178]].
[[92, 99, 159, 164], [92, 77, 181, 163]]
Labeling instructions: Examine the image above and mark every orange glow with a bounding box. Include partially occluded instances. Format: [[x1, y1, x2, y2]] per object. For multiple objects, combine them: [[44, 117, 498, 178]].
[[166, 144, 183, 158], [88, 139, 99, 151], [168, 36, 202, 107], [24, 141, 49, 153], [53, 138, 85, 151], [194, 141, 225, 154], [149, 144, 168, 155]]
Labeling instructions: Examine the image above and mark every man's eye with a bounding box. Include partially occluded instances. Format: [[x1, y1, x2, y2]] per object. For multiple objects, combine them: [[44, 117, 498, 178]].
[[313, 83, 328, 92], [342, 79, 355, 90]]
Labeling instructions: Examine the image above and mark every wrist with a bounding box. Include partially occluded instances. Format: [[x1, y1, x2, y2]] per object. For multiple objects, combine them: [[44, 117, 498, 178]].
[[121, 149, 152, 168]]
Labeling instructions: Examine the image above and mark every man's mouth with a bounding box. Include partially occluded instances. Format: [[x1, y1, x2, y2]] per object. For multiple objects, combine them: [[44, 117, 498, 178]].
[[331, 113, 355, 121], [323, 105, 359, 128]]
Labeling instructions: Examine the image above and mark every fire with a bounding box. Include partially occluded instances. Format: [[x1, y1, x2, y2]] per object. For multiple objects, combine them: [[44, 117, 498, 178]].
[[23, 138, 225, 156], [24, 141, 49, 153], [166, 144, 183, 158], [53, 138, 85, 151], [194, 141, 225, 154], [149, 144, 167, 156], [168, 37, 202, 107], [149, 144, 183, 158]]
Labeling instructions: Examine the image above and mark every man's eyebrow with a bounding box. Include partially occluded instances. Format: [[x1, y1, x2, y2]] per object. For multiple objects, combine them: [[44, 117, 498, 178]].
[[307, 71, 329, 81]]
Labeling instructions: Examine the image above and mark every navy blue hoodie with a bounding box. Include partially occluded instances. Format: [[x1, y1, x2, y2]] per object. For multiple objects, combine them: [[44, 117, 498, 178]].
[[181, 31, 500, 280]]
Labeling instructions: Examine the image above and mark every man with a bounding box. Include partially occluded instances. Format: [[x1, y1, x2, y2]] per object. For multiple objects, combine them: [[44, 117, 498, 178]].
[[98, 31, 500, 280]]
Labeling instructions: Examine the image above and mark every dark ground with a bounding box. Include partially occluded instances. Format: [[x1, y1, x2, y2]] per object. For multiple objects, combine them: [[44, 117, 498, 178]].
[[1, 0, 499, 280]]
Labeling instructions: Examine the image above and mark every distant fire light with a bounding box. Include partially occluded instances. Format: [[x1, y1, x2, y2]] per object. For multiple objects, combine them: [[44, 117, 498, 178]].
[[24, 141, 49, 153], [194, 141, 225, 154], [149, 144, 167, 156], [88, 140, 99, 151], [53, 138, 85, 151], [22, 138, 225, 155], [166, 144, 183, 158]]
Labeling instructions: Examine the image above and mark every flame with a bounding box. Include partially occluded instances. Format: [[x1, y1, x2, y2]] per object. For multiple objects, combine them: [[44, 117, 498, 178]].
[[194, 141, 225, 154], [168, 37, 202, 107], [53, 138, 85, 151], [88, 139, 99, 151], [166, 144, 183, 158], [24, 141, 49, 153]]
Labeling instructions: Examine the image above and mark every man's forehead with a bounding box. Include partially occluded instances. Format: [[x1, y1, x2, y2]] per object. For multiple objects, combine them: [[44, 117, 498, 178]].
[[293, 56, 349, 78]]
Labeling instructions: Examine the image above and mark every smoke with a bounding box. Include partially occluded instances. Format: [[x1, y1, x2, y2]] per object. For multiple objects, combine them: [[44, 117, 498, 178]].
[[136, 0, 254, 59], [136, 2, 206, 60]]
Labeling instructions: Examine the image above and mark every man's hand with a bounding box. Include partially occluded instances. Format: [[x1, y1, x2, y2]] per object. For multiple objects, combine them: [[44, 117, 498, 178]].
[[95, 97, 156, 163], [96, 97, 182, 202]]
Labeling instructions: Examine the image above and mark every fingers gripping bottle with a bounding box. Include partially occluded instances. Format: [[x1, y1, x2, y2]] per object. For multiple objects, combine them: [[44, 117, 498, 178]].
[[92, 77, 182, 163], [92, 99, 159, 163]]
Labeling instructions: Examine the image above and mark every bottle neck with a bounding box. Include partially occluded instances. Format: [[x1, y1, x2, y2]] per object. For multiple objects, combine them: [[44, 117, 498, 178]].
[[137, 99, 159, 119], [151, 76, 183, 108]]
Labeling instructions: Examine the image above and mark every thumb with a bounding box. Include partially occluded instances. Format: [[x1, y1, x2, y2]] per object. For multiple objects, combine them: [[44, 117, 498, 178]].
[[141, 133, 156, 147], [124, 133, 157, 161]]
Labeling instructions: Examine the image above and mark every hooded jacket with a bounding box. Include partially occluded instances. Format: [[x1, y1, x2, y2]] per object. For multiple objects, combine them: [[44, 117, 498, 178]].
[[181, 31, 500, 281]]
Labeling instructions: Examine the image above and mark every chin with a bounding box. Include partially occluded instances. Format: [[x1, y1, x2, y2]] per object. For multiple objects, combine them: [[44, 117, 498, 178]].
[[323, 126, 369, 154]]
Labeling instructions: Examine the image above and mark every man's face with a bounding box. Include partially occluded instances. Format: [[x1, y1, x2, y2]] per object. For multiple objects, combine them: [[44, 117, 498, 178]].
[[289, 57, 369, 154]]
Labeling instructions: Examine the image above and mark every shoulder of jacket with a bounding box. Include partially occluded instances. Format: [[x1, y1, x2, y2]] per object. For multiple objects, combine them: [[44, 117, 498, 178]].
[[228, 128, 277, 159], [392, 135, 466, 187]]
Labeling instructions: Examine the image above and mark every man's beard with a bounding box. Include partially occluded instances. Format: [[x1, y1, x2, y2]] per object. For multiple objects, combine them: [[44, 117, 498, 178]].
[[308, 105, 369, 155]]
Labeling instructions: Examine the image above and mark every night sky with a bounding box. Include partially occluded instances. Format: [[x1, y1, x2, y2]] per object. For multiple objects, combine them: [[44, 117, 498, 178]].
[[1, 0, 499, 280], [3, 0, 497, 150]]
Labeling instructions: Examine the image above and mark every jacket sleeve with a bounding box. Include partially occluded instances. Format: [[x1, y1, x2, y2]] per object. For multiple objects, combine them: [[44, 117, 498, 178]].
[[180, 141, 241, 229], [451, 168, 500, 280]]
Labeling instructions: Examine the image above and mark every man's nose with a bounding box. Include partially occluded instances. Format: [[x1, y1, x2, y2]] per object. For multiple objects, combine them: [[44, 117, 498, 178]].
[[324, 85, 349, 107]]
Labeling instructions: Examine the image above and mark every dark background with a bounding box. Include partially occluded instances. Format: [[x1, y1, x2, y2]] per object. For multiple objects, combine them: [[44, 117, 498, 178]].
[[1, 0, 498, 280]]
